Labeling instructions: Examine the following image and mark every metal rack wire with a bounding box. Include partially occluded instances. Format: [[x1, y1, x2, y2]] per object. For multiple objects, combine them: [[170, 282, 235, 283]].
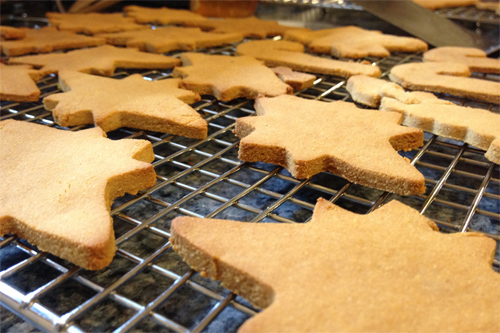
[[260, 0, 500, 24], [434, 5, 500, 24], [1, 41, 499, 332]]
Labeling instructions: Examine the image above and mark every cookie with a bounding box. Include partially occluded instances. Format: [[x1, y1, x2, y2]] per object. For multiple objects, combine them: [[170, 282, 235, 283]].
[[235, 95, 425, 195], [99, 26, 242, 54], [124, 5, 207, 25], [10, 45, 180, 77], [0, 26, 26, 40], [412, 0, 478, 9], [171, 198, 500, 332], [389, 62, 500, 104], [285, 26, 428, 59], [0, 63, 42, 102], [182, 16, 310, 39], [271, 66, 316, 90], [0, 119, 156, 270], [381, 97, 500, 164], [476, 1, 500, 12], [346, 75, 452, 107], [423, 47, 500, 74], [44, 70, 207, 138], [172, 52, 293, 101], [46, 12, 146, 35], [236, 40, 382, 78], [0, 27, 105, 57], [346, 75, 388, 107]]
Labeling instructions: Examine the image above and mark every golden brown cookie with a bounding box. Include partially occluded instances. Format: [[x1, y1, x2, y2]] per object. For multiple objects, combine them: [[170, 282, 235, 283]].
[[346, 75, 388, 107], [44, 70, 207, 138], [46, 12, 147, 35], [235, 95, 425, 195], [381, 97, 500, 164], [271, 66, 316, 90], [172, 52, 292, 101], [0, 26, 26, 40], [423, 47, 500, 74], [346, 75, 452, 107], [285, 26, 428, 58], [412, 0, 478, 9], [236, 40, 381, 78], [0, 27, 105, 57], [99, 26, 242, 53], [476, 1, 500, 12], [9, 45, 180, 77], [0, 119, 156, 270], [123, 5, 207, 25], [171, 198, 500, 332], [182, 16, 309, 39], [0, 63, 42, 102], [389, 61, 500, 104]]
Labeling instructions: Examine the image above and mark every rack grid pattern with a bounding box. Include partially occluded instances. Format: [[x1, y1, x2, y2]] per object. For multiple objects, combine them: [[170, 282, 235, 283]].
[[1, 41, 499, 332]]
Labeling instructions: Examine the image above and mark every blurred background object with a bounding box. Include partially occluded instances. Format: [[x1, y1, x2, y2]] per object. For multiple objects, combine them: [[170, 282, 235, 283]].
[[190, 0, 258, 17]]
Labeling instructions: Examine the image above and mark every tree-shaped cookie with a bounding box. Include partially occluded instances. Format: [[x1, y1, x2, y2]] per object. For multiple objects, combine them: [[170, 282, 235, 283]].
[[124, 5, 207, 25], [9, 45, 180, 77], [46, 12, 146, 35], [172, 53, 292, 101], [0, 120, 156, 270], [183, 16, 309, 39], [236, 40, 381, 78], [235, 95, 425, 195], [285, 26, 428, 58], [171, 198, 500, 332], [389, 61, 500, 104], [0, 63, 43, 102], [0, 27, 105, 57], [423, 46, 500, 74], [100, 26, 242, 54], [44, 71, 207, 138], [381, 97, 500, 164]]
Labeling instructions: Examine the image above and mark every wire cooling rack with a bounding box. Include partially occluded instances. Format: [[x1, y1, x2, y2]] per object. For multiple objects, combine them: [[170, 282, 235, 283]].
[[1, 40, 499, 332]]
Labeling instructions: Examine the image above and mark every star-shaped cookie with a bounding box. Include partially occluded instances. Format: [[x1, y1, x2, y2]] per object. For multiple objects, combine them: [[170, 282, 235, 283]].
[[0, 63, 43, 102], [124, 5, 207, 25], [44, 71, 207, 138], [0, 119, 156, 270], [285, 26, 428, 58], [9, 45, 180, 77], [172, 53, 292, 101], [389, 61, 500, 104], [381, 97, 500, 164], [235, 95, 425, 195], [236, 40, 381, 78], [183, 16, 309, 39], [423, 46, 500, 74], [46, 12, 147, 35], [171, 198, 500, 332], [0, 27, 105, 57], [100, 26, 242, 54]]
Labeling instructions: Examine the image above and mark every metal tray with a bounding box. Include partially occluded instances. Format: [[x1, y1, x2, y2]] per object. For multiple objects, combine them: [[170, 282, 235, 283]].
[[1, 39, 499, 332]]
